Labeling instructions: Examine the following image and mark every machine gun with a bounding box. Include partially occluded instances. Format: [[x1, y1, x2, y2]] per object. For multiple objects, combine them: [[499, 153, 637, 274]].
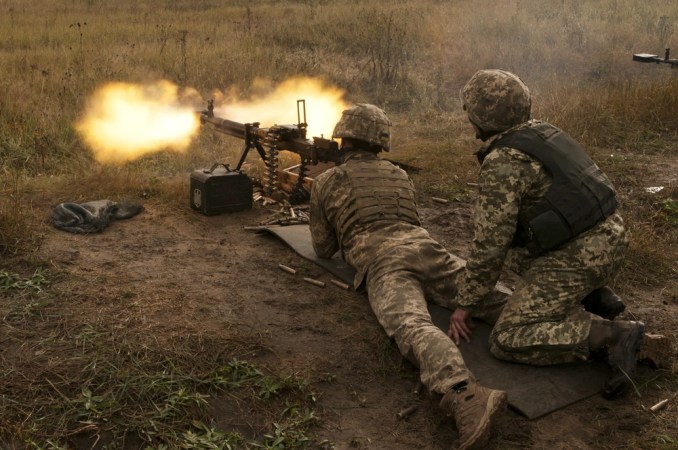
[[198, 99, 340, 203], [632, 48, 678, 68]]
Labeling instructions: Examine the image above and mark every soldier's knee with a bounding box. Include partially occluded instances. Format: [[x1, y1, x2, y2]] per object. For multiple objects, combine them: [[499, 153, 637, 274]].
[[393, 315, 437, 341], [489, 329, 519, 361]]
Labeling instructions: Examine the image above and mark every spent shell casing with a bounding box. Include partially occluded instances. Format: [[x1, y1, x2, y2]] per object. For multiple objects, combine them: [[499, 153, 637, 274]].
[[261, 216, 281, 225], [396, 404, 418, 420], [303, 277, 326, 287], [278, 264, 297, 275], [329, 279, 351, 290], [650, 399, 669, 412], [243, 226, 267, 231]]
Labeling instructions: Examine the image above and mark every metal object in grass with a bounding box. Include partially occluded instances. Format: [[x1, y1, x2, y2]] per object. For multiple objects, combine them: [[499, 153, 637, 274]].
[[632, 48, 678, 68]]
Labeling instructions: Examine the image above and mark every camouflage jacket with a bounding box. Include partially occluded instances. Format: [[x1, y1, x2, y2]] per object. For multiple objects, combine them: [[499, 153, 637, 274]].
[[310, 150, 436, 288], [456, 120, 625, 314]]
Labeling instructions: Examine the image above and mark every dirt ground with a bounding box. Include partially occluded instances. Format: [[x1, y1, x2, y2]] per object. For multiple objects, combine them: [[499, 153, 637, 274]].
[[10, 181, 677, 449]]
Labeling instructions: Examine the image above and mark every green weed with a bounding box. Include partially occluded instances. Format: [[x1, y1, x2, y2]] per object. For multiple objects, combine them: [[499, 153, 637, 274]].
[[0, 324, 318, 448], [0, 268, 48, 294], [660, 199, 678, 225], [258, 405, 319, 449], [181, 420, 247, 449]]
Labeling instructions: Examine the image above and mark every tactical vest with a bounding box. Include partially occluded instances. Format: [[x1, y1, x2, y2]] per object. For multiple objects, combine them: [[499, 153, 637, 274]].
[[335, 158, 420, 237], [488, 123, 617, 251]]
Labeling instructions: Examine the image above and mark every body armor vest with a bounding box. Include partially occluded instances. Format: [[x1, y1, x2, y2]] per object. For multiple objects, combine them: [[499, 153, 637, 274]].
[[489, 123, 617, 251], [336, 158, 420, 237]]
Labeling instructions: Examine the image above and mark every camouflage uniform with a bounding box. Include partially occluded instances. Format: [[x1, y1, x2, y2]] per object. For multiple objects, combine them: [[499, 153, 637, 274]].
[[310, 150, 507, 394], [456, 120, 629, 365]]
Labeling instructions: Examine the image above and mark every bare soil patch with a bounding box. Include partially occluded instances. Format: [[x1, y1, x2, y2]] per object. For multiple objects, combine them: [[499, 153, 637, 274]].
[[1, 177, 676, 449]]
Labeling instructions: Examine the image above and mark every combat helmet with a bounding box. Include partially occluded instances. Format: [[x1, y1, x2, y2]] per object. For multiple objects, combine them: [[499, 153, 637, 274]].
[[460, 69, 531, 134], [332, 103, 392, 151]]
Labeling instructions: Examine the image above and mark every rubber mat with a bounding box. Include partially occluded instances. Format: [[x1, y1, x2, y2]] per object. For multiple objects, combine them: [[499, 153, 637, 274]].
[[262, 224, 610, 419]]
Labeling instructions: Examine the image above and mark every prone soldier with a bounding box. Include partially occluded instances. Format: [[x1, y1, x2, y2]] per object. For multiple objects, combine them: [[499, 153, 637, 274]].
[[310, 104, 509, 450]]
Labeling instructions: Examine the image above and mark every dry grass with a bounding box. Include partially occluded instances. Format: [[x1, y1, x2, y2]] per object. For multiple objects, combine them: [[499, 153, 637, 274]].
[[1, 0, 677, 447]]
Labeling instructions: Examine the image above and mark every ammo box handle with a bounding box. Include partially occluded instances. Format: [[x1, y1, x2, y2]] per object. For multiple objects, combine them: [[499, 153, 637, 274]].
[[206, 163, 231, 173]]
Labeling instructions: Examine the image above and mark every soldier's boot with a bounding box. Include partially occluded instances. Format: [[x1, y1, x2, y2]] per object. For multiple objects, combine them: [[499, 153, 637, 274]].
[[581, 286, 626, 320], [588, 318, 645, 399], [440, 380, 507, 450]]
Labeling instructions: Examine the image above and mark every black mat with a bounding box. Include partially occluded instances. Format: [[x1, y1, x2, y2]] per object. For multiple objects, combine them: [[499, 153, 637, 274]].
[[262, 224, 610, 419], [264, 224, 357, 286]]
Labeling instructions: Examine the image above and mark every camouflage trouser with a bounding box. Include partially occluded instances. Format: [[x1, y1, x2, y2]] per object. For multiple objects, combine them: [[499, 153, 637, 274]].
[[490, 214, 629, 365], [366, 242, 508, 394]]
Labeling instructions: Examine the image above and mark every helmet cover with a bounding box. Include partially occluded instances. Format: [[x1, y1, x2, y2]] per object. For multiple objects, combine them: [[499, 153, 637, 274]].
[[332, 103, 392, 151], [460, 69, 531, 133]]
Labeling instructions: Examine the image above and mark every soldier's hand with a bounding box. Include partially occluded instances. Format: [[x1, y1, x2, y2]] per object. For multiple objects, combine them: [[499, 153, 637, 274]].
[[448, 308, 475, 345]]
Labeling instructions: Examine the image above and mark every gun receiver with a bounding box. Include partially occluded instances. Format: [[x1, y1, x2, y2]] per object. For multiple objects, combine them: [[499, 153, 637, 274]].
[[198, 99, 339, 201], [632, 48, 678, 68]]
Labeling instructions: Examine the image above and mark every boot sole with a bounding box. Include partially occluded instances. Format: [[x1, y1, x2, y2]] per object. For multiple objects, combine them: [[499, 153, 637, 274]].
[[621, 322, 645, 374], [456, 391, 507, 450], [603, 322, 645, 399]]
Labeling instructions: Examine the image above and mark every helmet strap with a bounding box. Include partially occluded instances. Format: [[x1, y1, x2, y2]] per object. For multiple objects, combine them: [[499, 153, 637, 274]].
[[341, 138, 382, 153], [469, 118, 500, 142]]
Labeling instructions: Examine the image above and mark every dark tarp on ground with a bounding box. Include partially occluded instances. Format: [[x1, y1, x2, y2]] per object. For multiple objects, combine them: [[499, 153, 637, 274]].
[[261, 224, 610, 420], [52, 200, 143, 234]]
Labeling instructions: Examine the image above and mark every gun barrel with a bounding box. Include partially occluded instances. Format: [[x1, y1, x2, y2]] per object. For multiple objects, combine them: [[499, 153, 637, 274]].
[[201, 115, 250, 139], [633, 50, 678, 67]]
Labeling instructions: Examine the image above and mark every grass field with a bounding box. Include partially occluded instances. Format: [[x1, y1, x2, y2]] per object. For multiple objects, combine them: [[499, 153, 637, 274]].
[[1, 0, 676, 448], [1, 0, 676, 255]]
